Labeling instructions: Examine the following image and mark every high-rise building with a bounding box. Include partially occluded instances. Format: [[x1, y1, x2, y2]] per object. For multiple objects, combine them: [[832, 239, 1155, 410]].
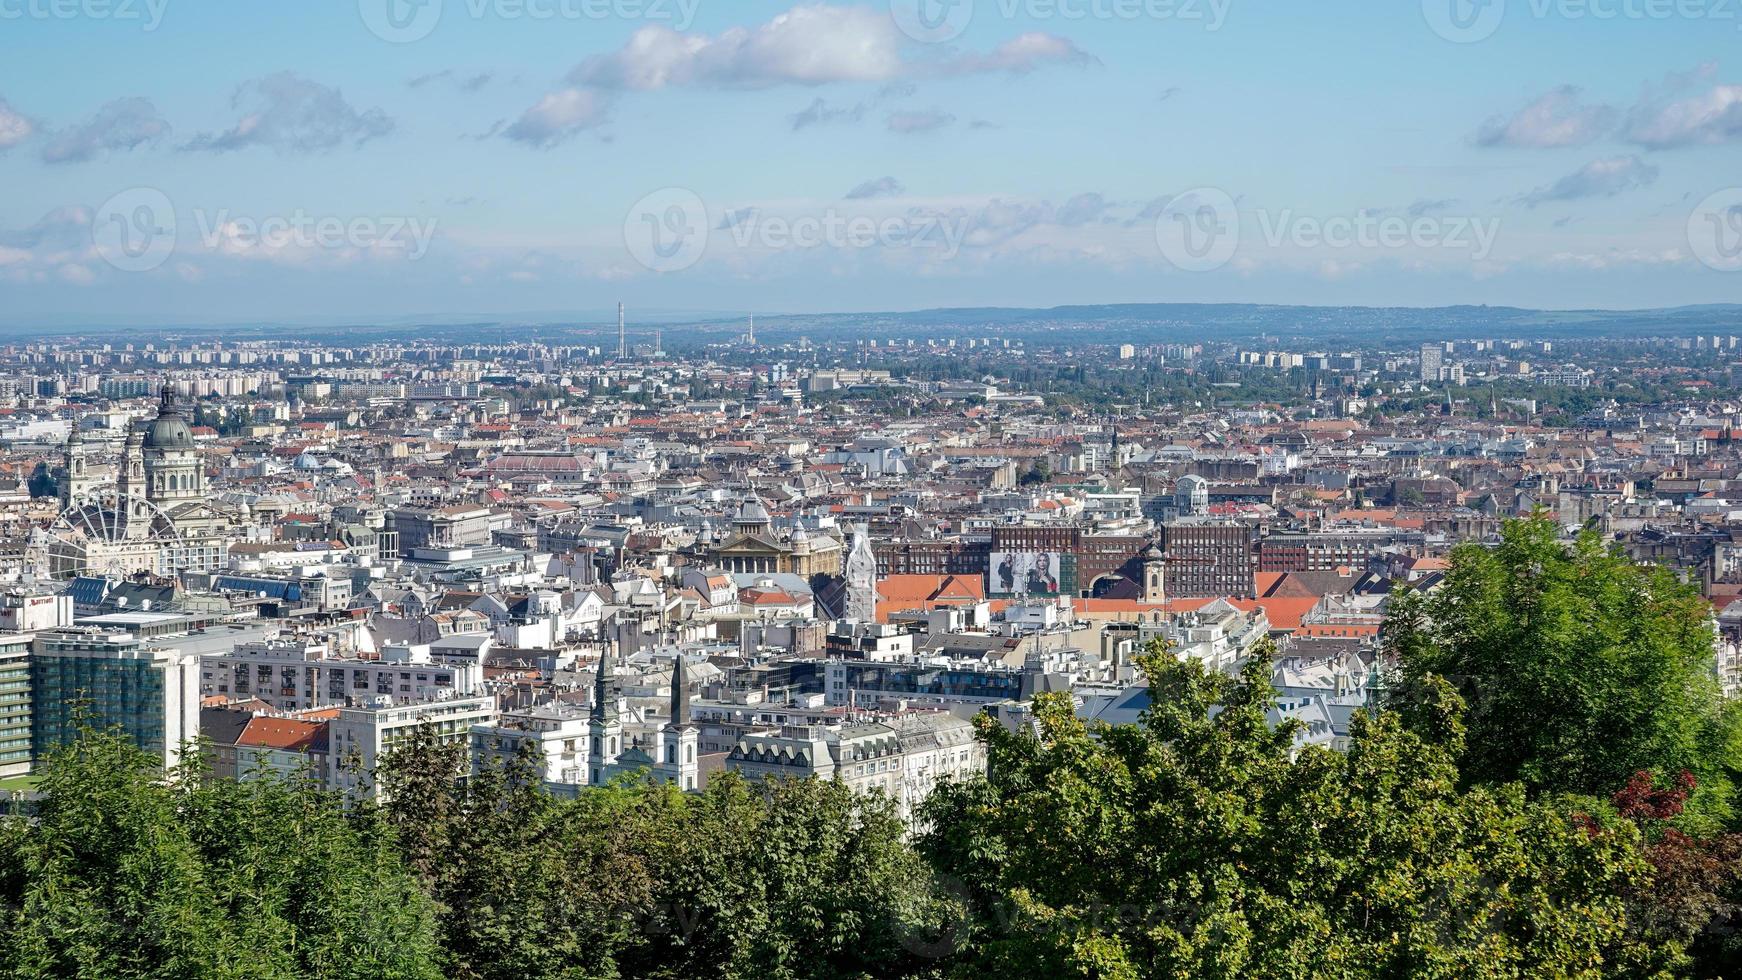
[[30, 628, 200, 769], [1419, 343, 1444, 383], [0, 633, 31, 779], [1158, 522, 1255, 599]]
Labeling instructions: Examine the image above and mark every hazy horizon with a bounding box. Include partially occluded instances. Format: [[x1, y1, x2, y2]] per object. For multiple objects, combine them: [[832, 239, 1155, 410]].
[[3, 2, 1739, 317]]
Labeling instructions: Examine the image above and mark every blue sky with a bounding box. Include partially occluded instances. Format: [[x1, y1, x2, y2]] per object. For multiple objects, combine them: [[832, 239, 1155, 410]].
[[0, 0, 1739, 321]]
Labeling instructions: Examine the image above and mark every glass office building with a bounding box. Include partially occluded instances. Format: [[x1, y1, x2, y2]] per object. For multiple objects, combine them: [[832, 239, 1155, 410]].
[[30, 629, 200, 769], [0, 634, 31, 779]]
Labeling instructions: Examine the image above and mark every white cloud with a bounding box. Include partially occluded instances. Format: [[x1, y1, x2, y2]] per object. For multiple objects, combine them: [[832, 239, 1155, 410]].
[[0, 97, 34, 151], [846, 176, 904, 199], [887, 109, 955, 133], [42, 97, 170, 164], [501, 88, 610, 148], [509, 6, 1090, 149], [1473, 86, 1616, 148], [571, 6, 904, 90], [791, 97, 868, 130], [57, 263, 96, 285], [934, 33, 1096, 75], [182, 73, 392, 154], [1542, 248, 1686, 270], [1624, 83, 1742, 149], [1519, 156, 1658, 207]]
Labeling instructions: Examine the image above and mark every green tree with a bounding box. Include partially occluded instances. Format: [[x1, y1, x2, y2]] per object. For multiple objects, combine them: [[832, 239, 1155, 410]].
[[1385, 516, 1742, 827], [372, 728, 950, 980], [637, 772, 950, 980], [0, 726, 443, 979], [918, 643, 1680, 978]]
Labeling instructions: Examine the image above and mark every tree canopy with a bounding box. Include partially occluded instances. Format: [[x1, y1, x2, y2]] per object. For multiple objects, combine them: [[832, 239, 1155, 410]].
[[1385, 516, 1742, 828], [0, 728, 443, 980], [917, 646, 1679, 978]]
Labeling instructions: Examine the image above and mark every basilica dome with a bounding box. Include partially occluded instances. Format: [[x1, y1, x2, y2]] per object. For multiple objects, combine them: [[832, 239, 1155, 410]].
[[141, 386, 195, 451]]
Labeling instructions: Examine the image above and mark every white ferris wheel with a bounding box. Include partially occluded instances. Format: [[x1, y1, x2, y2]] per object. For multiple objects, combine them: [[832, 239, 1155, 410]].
[[28, 485, 184, 580]]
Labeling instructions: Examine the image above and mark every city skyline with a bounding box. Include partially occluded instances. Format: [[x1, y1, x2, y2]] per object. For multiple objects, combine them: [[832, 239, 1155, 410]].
[[1, 1, 1740, 320]]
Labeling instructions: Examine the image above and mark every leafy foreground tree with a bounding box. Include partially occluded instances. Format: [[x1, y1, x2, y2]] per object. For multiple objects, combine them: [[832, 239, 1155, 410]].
[[918, 645, 1684, 979], [1385, 515, 1742, 828], [374, 728, 953, 980], [1577, 770, 1742, 978], [0, 728, 444, 980]]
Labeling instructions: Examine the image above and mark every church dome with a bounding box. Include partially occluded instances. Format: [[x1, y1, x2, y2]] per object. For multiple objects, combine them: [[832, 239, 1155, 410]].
[[141, 387, 194, 451]]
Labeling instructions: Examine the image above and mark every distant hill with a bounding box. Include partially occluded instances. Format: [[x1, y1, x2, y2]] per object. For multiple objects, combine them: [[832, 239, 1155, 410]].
[[5, 302, 1739, 347]]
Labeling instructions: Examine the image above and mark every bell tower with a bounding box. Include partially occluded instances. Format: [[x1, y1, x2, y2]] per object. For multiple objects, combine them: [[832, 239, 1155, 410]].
[[587, 642, 624, 786], [655, 653, 699, 791], [59, 428, 91, 506], [1141, 543, 1166, 605]]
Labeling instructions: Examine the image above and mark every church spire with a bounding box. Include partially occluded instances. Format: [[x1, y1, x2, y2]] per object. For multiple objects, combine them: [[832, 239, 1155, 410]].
[[669, 653, 690, 729], [591, 642, 619, 724]]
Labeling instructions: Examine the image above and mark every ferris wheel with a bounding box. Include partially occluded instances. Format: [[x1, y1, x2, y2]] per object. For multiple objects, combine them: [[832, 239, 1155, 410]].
[[29, 485, 184, 579]]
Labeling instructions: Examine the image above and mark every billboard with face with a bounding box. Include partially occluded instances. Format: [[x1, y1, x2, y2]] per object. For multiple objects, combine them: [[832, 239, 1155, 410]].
[[990, 551, 1069, 597]]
